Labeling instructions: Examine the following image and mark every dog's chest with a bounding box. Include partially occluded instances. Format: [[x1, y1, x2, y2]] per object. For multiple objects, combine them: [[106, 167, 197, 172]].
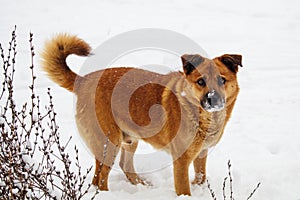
[[196, 111, 226, 149]]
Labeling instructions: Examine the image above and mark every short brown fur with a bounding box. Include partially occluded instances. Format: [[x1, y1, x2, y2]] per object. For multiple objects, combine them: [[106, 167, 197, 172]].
[[41, 34, 242, 196]]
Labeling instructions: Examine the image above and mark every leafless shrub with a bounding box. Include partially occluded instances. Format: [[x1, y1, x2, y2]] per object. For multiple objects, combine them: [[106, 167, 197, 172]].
[[207, 160, 260, 200], [0, 26, 97, 199]]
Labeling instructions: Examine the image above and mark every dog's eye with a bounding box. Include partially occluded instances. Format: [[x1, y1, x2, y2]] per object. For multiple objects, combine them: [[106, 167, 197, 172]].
[[218, 77, 227, 85], [197, 78, 206, 87]]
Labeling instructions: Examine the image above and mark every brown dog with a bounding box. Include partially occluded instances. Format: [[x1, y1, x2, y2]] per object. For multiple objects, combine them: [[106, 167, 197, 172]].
[[41, 34, 242, 196]]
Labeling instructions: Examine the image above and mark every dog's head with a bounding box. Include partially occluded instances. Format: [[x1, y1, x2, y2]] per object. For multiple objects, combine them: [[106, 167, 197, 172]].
[[181, 54, 242, 112]]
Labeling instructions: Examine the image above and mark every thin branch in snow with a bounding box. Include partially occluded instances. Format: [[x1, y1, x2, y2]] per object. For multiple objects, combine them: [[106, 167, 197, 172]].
[[207, 179, 217, 200], [205, 160, 261, 200], [222, 177, 228, 200], [246, 182, 261, 200], [227, 160, 234, 200]]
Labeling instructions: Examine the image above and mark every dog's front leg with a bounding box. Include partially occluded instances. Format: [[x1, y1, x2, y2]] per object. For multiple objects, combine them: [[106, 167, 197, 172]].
[[192, 149, 208, 185], [173, 157, 191, 196]]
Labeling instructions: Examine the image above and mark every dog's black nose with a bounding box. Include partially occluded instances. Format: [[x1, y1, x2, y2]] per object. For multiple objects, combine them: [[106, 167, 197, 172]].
[[206, 90, 220, 107], [201, 90, 225, 112]]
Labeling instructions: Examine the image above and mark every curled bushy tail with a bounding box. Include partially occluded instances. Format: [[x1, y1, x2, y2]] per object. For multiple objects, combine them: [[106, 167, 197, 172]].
[[41, 34, 91, 92]]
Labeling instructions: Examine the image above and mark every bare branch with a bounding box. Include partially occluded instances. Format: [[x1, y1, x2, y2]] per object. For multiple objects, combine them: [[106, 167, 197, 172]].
[[0, 26, 96, 200]]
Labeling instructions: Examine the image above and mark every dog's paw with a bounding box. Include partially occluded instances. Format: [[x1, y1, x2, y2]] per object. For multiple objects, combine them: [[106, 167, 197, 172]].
[[192, 173, 206, 185], [192, 179, 205, 185], [126, 173, 152, 186], [92, 174, 109, 190]]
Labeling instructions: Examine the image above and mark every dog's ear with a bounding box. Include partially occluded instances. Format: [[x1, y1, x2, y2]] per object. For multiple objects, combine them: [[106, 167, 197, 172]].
[[218, 54, 243, 73], [181, 54, 205, 75]]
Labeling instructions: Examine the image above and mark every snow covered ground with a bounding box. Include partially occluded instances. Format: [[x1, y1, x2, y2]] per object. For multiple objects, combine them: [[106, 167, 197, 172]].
[[1, 0, 300, 199]]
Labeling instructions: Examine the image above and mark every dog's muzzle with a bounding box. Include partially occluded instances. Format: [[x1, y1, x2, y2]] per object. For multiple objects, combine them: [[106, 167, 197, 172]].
[[200, 90, 225, 112]]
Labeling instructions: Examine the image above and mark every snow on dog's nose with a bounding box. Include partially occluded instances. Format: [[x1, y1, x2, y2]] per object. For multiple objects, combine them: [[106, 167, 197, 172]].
[[201, 90, 225, 112]]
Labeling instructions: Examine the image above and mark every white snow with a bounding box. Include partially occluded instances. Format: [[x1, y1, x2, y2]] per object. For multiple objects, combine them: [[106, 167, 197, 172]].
[[1, 0, 300, 199]]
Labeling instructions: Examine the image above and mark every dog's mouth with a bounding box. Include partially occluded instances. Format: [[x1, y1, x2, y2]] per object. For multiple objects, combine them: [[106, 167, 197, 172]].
[[200, 90, 225, 112]]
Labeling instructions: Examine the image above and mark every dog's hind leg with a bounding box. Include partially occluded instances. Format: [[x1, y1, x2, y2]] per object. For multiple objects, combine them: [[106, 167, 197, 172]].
[[92, 131, 122, 190], [92, 159, 111, 190], [119, 138, 151, 186]]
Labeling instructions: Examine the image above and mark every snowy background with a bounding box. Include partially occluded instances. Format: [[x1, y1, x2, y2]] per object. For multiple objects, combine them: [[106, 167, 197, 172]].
[[1, 0, 300, 199]]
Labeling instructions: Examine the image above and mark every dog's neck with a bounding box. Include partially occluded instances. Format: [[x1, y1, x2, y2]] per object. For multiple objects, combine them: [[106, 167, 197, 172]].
[[198, 109, 226, 131]]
